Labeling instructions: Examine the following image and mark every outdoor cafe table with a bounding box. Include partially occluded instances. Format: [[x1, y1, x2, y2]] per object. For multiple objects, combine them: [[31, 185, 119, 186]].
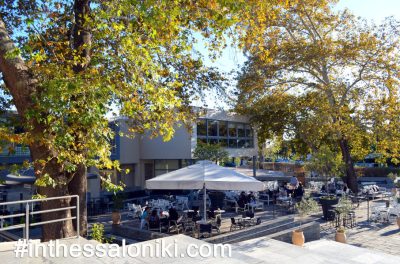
[[371, 203, 391, 222], [276, 196, 292, 207], [159, 211, 169, 218], [196, 220, 211, 224], [241, 217, 255, 227], [213, 209, 225, 215]]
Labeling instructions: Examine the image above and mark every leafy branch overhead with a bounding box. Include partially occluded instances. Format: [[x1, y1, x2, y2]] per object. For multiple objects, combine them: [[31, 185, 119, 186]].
[[235, 0, 400, 192], [0, 0, 322, 239]]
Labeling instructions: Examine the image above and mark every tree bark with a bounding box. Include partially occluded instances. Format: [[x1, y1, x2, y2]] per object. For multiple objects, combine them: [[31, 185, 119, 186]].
[[68, 164, 87, 237], [68, 0, 91, 237], [339, 138, 358, 193], [0, 0, 91, 240]]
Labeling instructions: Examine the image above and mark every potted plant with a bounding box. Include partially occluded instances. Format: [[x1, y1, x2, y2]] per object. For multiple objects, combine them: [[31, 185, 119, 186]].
[[335, 226, 346, 243], [100, 173, 126, 225], [319, 196, 339, 220], [112, 193, 124, 225], [292, 195, 319, 246]]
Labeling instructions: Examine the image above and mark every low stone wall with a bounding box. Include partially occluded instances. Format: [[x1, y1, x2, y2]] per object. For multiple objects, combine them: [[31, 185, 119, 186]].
[[205, 216, 320, 245], [111, 224, 169, 241], [268, 222, 320, 243], [205, 216, 295, 244]]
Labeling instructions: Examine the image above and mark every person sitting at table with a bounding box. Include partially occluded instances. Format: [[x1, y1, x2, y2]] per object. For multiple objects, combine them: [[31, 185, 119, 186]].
[[237, 191, 248, 208], [327, 180, 336, 194], [243, 210, 254, 218], [168, 206, 179, 221], [282, 182, 293, 197], [148, 209, 160, 229], [207, 210, 215, 219], [247, 192, 256, 202], [192, 208, 202, 222], [293, 182, 304, 200], [140, 206, 151, 229]]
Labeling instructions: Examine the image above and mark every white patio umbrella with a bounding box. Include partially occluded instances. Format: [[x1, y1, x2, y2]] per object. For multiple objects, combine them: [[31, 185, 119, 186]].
[[146, 160, 265, 222]]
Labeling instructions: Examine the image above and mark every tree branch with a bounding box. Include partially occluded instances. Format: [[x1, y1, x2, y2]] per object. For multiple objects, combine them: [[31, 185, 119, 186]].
[[0, 16, 36, 116]]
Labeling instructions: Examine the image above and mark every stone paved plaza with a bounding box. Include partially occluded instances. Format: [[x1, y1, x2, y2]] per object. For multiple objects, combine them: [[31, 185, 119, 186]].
[[319, 198, 400, 256], [88, 195, 400, 256]]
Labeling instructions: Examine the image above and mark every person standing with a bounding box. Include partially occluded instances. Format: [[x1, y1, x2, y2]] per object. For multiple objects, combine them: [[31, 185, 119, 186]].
[[140, 207, 150, 229], [290, 175, 299, 189]]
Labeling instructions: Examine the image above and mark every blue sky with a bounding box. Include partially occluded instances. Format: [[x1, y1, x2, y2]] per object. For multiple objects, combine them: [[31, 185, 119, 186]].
[[336, 0, 400, 22], [197, 0, 400, 109]]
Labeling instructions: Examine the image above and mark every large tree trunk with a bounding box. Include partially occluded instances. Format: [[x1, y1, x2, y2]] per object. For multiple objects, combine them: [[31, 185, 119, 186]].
[[68, 164, 87, 237], [30, 145, 76, 241], [0, 0, 91, 240], [68, 0, 91, 238], [339, 138, 358, 193]]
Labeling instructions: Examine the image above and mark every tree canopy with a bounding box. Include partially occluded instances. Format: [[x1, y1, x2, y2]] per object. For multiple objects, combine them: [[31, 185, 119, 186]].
[[0, 0, 296, 239], [193, 142, 229, 164], [235, 0, 400, 192]]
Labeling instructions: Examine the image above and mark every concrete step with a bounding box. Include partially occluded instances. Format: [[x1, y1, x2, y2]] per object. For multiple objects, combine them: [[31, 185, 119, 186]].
[[304, 239, 400, 264], [205, 215, 298, 244], [233, 236, 400, 264]]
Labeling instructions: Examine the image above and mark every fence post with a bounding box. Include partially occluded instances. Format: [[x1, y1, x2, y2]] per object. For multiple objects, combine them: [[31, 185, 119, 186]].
[[25, 203, 29, 240]]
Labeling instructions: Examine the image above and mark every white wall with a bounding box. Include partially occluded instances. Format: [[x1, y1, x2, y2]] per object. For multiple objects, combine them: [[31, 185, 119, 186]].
[[140, 124, 193, 160], [118, 121, 140, 164]]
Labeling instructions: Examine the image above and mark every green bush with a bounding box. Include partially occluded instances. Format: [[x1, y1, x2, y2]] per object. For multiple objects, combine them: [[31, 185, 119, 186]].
[[91, 223, 114, 243], [296, 195, 319, 217], [91, 223, 105, 243], [336, 197, 352, 214]]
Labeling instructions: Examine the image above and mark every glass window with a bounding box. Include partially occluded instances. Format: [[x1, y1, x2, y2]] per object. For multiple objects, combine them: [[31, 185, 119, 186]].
[[245, 124, 253, 137], [238, 139, 246, 148], [154, 160, 180, 176], [228, 123, 237, 137], [219, 121, 227, 137], [15, 145, 30, 156], [245, 139, 254, 148], [219, 138, 228, 147], [229, 139, 238, 148], [237, 124, 245, 137], [154, 160, 180, 170], [197, 138, 207, 145], [182, 159, 195, 167], [208, 138, 218, 145], [197, 119, 207, 136], [208, 120, 218, 137]]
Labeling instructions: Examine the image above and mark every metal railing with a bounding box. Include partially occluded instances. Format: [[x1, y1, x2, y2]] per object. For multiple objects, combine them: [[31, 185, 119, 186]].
[[0, 195, 79, 240]]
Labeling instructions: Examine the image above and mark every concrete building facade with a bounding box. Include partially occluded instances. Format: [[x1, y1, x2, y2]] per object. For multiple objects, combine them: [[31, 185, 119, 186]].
[[0, 109, 258, 200], [91, 109, 259, 196]]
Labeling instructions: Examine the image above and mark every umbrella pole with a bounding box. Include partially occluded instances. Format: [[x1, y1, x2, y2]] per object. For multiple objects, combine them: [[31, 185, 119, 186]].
[[203, 183, 207, 222]]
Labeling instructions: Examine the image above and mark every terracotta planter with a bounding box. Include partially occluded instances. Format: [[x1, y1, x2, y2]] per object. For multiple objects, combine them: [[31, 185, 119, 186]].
[[335, 231, 346, 243], [397, 217, 400, 229], [292, 230, 305, 246], [112, 211, 121, 225]]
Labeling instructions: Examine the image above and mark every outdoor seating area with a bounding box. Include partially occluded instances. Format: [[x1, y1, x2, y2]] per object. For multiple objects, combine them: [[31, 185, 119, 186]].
[[121, 192, 264, 239], [307, 179, 400, 229]]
